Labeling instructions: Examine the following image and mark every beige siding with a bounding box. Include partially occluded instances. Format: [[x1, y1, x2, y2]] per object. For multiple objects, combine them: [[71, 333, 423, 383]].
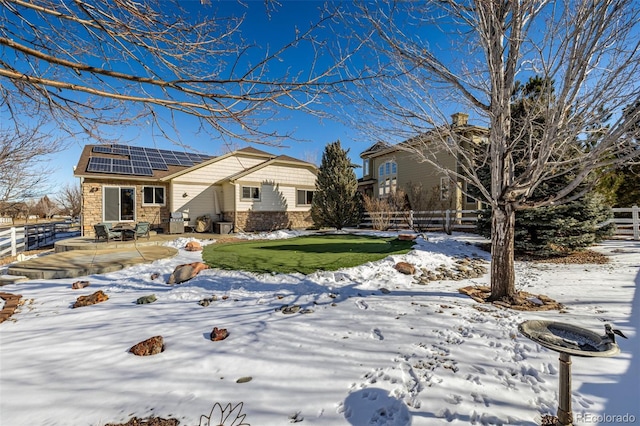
[[233, 164, 316, 213], [239, 164, 317, 186], [238, 182, 287, 212], [171, 183, 223, 223], [222, 182, 235, 214], [232, 182, 314, 213], [173, 155, 266, 184]]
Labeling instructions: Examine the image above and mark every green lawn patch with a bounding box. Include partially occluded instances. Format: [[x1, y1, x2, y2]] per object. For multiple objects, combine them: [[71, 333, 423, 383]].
[[202, 234, 415, 274]]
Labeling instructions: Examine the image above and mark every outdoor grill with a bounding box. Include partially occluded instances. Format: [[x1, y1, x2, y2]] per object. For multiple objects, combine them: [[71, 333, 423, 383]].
[[168, 212, 189, 234]]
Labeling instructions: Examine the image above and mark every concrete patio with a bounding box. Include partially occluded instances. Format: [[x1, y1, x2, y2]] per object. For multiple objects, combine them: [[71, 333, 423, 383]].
[[1, 231, 225, 281]]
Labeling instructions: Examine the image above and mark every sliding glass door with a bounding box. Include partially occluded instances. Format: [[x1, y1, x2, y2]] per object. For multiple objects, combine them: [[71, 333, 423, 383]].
[[104, 187, 135, 222]]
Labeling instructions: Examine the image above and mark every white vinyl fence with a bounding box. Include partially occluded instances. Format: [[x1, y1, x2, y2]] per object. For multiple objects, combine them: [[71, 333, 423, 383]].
[[0, 227, 24, 258], [0, 221, 80, 259], [603, 206, 640, 240]]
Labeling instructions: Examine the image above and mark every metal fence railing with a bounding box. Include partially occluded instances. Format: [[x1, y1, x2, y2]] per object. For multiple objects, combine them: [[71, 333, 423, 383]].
[[0, 221, 80, 260], [361, 209, 480, 233]]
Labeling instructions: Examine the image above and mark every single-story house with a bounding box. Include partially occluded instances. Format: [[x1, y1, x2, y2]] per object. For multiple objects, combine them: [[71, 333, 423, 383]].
[[358, 112, 487, 211], [74, 145, 317, 236]]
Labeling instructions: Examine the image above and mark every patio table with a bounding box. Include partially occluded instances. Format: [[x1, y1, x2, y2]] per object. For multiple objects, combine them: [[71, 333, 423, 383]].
[[111, 224, 135, 241]]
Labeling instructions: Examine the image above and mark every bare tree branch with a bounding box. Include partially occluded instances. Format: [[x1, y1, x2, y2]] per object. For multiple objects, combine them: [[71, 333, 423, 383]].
[[339, 0, 640, 300], [0, 0, 357, 145]]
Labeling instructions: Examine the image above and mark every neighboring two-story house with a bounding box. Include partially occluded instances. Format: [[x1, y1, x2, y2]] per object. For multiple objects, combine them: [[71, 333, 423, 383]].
[[74, 145, 317, 236], [358, 112, 487, 211]]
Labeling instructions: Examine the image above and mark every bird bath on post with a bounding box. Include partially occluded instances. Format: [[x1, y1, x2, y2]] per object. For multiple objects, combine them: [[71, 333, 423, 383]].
[[518, 320, 622, 426]]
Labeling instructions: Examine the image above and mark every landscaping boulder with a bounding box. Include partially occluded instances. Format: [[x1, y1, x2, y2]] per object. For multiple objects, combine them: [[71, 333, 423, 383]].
[[136, 294, 157, 304], [0, 292, 22, 324], [210, 327, 229, 341], [167, 262, 210, 284], [184, 241, 202, 251], [71, 280, 89, 289], [278, 304, 301, 314], [129, 336, 164, 356], [394, 262, 416, 275], [72, 290, 108, 308]]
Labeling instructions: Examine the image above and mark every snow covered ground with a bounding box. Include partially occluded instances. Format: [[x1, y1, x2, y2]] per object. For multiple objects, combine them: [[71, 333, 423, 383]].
[[0, 231, 637, 426]]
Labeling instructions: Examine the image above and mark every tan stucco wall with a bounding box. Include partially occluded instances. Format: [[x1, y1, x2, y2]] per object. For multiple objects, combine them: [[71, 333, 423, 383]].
[[366, 146, 482, 211]]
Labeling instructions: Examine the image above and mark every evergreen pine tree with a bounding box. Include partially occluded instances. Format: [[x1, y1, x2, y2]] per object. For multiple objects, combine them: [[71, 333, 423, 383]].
[[311, 141, 362, 230], [476, 77, 614, 256], [596, 103, 640, 207]]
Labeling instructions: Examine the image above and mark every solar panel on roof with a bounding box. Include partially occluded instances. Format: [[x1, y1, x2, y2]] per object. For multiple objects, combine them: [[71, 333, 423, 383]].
[[112, 158, 133, 174], [87, 157, 112, 172], [148, 160, 169, 170], [87, 145, 212, 176], [113, 146, 130, 156], [112, 165, 133, 174], [92, 146, 113, 154], [90, 157, 110, 164], [162, 154, 182, 166], [132, 166, 153, 176]]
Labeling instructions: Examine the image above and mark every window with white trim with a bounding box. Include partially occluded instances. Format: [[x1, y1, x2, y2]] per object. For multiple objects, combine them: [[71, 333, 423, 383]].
[[104, 186, 135, 222], [363, 159, 370, 176], [241, 186, 261, 200], [296, 189, 315, 206], [142, 186, 165, 205], [378, 160, 397, 197]]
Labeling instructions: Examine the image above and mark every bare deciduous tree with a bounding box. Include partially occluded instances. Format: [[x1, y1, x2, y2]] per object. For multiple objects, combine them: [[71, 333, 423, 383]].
[[55, 183, 82, 218], [0, 0, 350, 146], [343, 1, 640, 301], [33, 195, 59, 219], [0, 120, 62, 203]]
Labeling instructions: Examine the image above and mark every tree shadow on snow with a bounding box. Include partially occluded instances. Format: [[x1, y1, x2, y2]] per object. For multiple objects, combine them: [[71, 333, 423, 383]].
[[577, 267, 640, 421], [343, 388, 412, 426]]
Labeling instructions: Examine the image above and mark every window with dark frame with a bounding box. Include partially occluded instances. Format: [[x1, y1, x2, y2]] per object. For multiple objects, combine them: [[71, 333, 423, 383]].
[[242, 186, 261, 200], [104, 186, 135, 222], [143, 186, 165, 205], [296, 189, 314, 205]]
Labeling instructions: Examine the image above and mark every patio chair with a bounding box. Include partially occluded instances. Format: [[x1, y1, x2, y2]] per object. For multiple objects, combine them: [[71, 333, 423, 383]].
[[94, 223, 122, 242], [133, 221, 150, 240]]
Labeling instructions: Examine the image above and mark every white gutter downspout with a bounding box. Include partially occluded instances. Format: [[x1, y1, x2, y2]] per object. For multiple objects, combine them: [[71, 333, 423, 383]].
[[233, 182, 238, 232]]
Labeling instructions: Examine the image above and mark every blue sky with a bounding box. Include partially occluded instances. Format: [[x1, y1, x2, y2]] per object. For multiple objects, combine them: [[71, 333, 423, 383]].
[[44, 1, 369, 191]]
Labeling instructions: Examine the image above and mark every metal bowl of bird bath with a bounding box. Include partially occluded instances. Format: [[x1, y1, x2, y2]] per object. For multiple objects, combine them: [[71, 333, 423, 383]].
[[518, 320, 625, 426]]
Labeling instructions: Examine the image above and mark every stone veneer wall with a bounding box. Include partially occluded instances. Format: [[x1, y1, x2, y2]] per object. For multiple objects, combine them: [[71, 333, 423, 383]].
[[81, 179, 169, 237], [223, 210, 313, 233]]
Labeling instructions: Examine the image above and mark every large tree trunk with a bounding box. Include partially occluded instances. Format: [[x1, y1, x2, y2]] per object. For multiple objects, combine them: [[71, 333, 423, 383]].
[[489, 203, 516, 301]]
